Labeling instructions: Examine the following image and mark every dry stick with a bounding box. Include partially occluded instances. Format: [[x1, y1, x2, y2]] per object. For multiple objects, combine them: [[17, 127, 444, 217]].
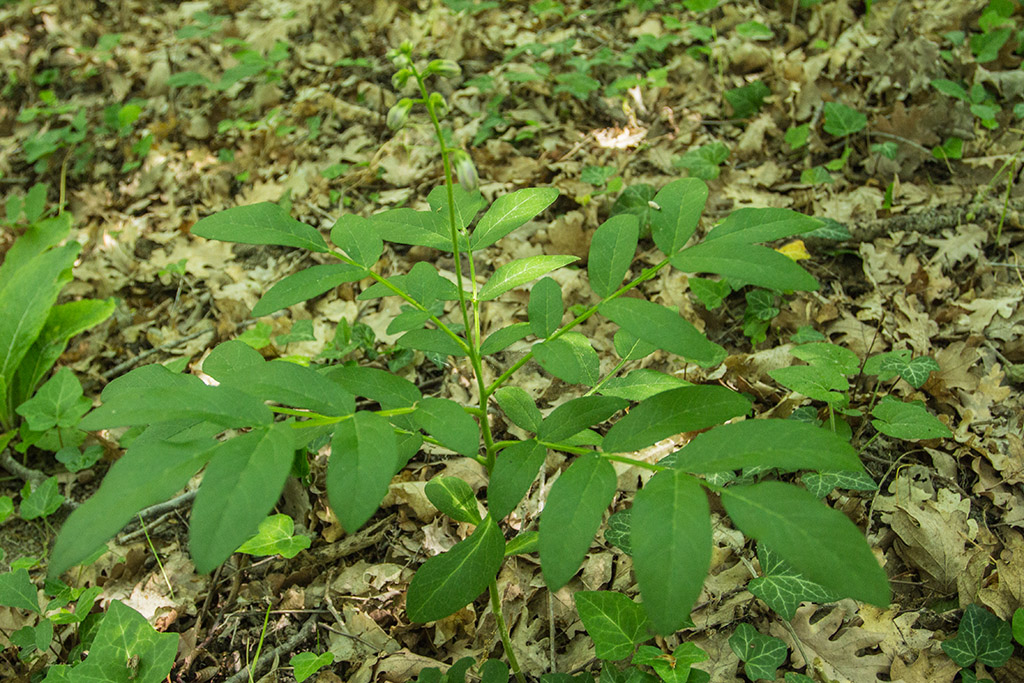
[[101, 327, 215, 380], [223, 614, 319, 683]]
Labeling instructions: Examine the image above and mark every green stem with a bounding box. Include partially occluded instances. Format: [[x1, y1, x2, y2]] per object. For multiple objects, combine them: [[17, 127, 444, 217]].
[[489, 578, 526, 683]]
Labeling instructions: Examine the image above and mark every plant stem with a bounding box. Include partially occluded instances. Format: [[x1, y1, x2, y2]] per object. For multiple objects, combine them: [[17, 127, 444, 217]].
[[489, 578, 527, 683]]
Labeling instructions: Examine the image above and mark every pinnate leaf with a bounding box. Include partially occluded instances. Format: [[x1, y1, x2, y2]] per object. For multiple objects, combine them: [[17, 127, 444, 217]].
[[650, 178, 707, 255], [192, 203, 328, 252], [588, 214, 639, 298], [190, 424, 294, 573], [721, 482, 890, 606], [538, 396, 627, 444], [575, 591, 651, 660], [599, 298, 725, 368], [668, 419, 863, 474], [406, 516, 505, 622], [602, 386, 750, 454], [488, 440, 546, 519], [540, 454, 617, 590], [633, 469, 710, 634], [471, 187, 559, 250], [478, 255, 578, 301], [426, 476, 481, 524]]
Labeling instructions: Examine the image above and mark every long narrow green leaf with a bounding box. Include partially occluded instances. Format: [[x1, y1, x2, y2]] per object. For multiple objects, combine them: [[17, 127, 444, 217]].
[[0, 214, 71, 293], [252, 264, 366, 317], [538, 396, 628, 444], [705, 207, 821, 243], [478, 255, 578, 301], [602, 386, 750, 453], [672, 420, 863, 473], [528, 277, 564, 338], [470, 187, 559, 250], [190, 423, 295, 572], [414, 397, 480, 457], [721, 482, 890, 606], [633, 469, 710, 634], [425, 476, 481, 524], [50, 422, 221, 578], [650, 178, 707, 256], [327, 411, 400, 532], [191, 203, 329, 252], [406, 516, 506, 622], [0, 243, 78, 398], [539, 454, 617, 590], [672, 241, 818, 291], [368, 208, 452, 250], [588, 214, 639, 299], [78, 364, 273, 430], [599, 298, 725, 368]]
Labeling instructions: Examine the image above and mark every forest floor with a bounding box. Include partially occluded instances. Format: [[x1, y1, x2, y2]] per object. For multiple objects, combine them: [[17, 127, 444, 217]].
[[1, 0, 1023, 681]]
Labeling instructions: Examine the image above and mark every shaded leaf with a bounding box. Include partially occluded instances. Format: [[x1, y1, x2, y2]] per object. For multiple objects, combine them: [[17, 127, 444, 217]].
[[327, 411, 401, 532], [489, 440, 546, 519], [529, 277, 564, 338], [192, 203, 328, 252], [599, 298, 725, 368], [942, 604, 1013, 668], [426, 476, 481, 524], [575, 591, 651, 660], [236, 514, 311, 558], [539, 396, 627, 443], [471, 187, 559, 250], [728, 623, 787, 681], [650, 178, 707, 256], [588, 214, 639, 299], [533, 333, 600, 386], [748, 544, 838, 620], [871, 399, 951, 440], [252, 263, 366, 317]]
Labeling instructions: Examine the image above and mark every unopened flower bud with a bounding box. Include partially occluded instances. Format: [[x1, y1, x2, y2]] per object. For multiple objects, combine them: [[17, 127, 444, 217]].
[[428, 91, 448, 117], [428, 59, 462, 79], [391, 68, 412, 90], [387, 98, 414, 131], [452, 150, 479, 192]]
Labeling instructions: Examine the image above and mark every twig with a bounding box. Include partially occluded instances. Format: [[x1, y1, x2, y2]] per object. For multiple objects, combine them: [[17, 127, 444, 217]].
[[223, 614, 318, 683], [101, 327, 216, 380]]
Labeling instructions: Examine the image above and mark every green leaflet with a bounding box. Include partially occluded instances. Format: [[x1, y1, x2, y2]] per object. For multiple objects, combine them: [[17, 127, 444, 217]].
[[78, 363, 273, 430], [588, 214, 639, 299], [494, 386, 542, 433], [574, 591, 651, 660], [321, 365, 421, 409], [650, 178, 707, 256], [203, 340, 355, 417], [191, 202, 329, 252], [480, 322, 531, 356], [720, 482, 890, 606], [414, 397, 479, 456], [529, 277, 564, 338], [470, 187, 559, 250], [427, 184, 486, 233], [533, 332, 600, 386], [478, 255, 578, 301], [406, 516, 506, 622], [330, 214, 384, 268], [599, 298, 725, 368], [705, 207, 821, 243], [426, 476, 481, 524], [252, 263, 366, 317], [602, 386, 751, 454], [671, 241, 818, 292], [49, 422, 222, 578], [327, 411, 401, 533], [632, 469, 710, 634], [190, 423, 295, 573], [488, 440, 547, 519], [670, 419, 863, 474], [538, 396, 628, 444], [369, 207, 453, 250], [539, 454, 617, 590]]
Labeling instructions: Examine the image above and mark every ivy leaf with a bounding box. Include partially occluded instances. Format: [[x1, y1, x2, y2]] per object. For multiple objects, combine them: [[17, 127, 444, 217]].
[[604, 509, 632, 556], [801, 470, 877, 499], [574, 591, 651, 660], [290, 652, 335, 683], [68, 600, 178, 683], [20, 476, 63, 521], [0, 569, 40, 613], [748, 544, 838, 620], [823, 102, 867, 137], [236, 514, 311, 558], [728, 623, 787, 681], [870, 399, 951, 440], [941, 604, 1013, 668]]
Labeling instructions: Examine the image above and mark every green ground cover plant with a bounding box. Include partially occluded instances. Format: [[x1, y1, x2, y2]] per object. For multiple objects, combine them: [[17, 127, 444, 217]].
[[44, 44, 901, 680]]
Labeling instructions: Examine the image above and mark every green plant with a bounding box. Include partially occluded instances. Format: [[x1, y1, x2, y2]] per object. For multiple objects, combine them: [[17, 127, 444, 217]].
[[943, 604, 1015, 681], [0, 191, 114, 465], [0, 569, 177, 681], [51, 45, 890, 681]]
